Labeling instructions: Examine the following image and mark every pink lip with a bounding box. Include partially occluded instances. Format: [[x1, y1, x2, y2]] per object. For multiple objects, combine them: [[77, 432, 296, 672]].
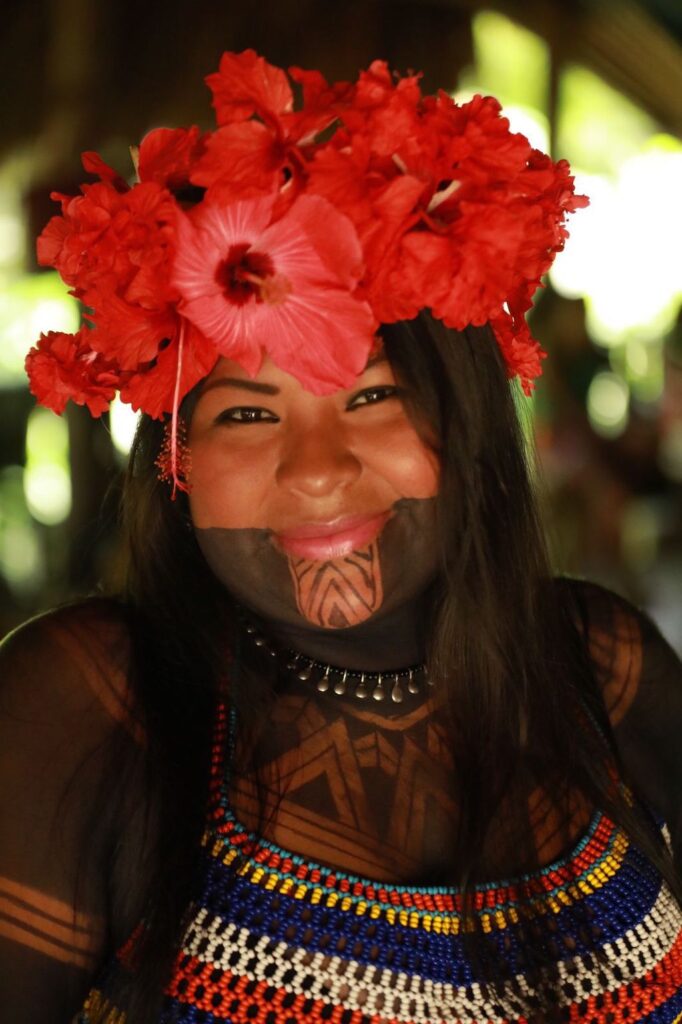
[[274, 512, 391, 560]]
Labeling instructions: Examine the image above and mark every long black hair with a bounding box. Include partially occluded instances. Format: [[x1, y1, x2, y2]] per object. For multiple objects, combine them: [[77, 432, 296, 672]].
[[111, 312, 681, 1021]]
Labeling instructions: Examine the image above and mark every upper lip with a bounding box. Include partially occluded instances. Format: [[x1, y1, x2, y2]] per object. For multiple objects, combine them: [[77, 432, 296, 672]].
[[274, 512, 390, 540]]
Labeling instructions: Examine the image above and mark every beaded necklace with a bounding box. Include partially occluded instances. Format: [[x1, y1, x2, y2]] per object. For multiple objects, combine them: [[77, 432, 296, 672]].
[[242, 619, 431, 705]]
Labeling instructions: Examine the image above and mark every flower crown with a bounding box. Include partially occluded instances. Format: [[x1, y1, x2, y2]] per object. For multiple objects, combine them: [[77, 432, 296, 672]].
[[25, 50, 587, 493]]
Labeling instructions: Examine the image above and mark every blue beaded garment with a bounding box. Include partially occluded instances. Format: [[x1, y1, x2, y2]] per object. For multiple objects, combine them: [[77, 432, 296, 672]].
[[81, 700, 682, 1023]]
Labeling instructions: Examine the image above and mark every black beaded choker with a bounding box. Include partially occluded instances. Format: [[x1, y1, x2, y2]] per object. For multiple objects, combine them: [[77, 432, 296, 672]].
[[243, 620, 431, 705]]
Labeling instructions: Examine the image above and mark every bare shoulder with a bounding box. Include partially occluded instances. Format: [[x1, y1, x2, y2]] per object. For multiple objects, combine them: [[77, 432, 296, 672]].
[[554, 575, 678, 728], [0, 596, 142, 742]]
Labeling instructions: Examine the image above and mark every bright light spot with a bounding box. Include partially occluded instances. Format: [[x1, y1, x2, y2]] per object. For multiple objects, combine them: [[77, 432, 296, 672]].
[[30, 299, 78, 337], [24, 464, 72, 526], [0, 273, 79, 384], [558, 65, 657, 177], [110, 394, 140, 456], [0, 465, 43, 594], [502, 105, 550, 152], [586, 372, 629, 438], [26, 405, 69, 462], [623, 339, 664, 404], [468, 10, 549, 112], [550, 172, 613, 304], [551, 139, 682, 348], [24, 407, 72, 525], [0, 520, 43, 592], [625, 340, 649, 380], [0, 213, 25, 267]]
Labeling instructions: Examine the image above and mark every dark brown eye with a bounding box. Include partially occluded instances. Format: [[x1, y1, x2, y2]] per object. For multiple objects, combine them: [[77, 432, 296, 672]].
[[347, 386, 398, 410], [215, 407, 279, 424]]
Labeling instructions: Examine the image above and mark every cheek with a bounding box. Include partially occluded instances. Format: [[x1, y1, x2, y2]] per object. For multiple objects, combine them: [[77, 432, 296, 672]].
[[369, 427, 440, 500], [188, 441, 275, 530]]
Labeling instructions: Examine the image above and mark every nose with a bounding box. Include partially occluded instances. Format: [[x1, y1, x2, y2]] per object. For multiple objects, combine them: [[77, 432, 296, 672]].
[[275, 422, 362, 499]]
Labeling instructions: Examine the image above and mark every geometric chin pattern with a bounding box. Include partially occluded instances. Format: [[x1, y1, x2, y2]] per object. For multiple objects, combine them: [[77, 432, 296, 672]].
[[79, 702, 682, 1024]]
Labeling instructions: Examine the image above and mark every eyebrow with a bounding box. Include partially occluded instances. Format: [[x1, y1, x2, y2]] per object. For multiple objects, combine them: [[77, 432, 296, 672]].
[[199, 377, 280, 397], [198, 350, 388, 399]]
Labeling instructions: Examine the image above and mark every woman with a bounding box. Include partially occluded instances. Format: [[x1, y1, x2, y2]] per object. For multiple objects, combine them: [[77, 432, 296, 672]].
[[1, 51, 681, 1024]]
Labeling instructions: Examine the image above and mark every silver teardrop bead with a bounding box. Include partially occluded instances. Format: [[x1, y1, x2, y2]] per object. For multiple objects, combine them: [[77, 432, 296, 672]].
[[297, 663, 312, 681], [407, 669, 420, 694], [372, 673, 385, 701], [317, 669, 331, 693], [333, 670, 348, 696], [391, 678, 404, 703], [355, 672, 369, 699], [254, 635, 266, 647]]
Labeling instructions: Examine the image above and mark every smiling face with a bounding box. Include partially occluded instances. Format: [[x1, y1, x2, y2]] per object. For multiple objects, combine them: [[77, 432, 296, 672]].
[[187, 349, 440, 649]]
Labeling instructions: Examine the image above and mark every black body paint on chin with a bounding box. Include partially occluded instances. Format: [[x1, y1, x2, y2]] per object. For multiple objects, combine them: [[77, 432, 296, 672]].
[[193, 496, 439, 641]]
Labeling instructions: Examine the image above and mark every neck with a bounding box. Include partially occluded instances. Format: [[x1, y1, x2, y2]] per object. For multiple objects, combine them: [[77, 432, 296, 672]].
[[260, 592, 433, 672]]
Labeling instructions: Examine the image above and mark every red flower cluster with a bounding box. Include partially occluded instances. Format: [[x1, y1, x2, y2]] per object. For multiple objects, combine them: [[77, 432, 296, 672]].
[[27, 49, 587, 469], [25, 329, 120, 417]]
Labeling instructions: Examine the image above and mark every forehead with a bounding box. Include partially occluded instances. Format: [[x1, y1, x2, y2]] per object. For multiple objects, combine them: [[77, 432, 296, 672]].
[[199, 346, 389, 392]]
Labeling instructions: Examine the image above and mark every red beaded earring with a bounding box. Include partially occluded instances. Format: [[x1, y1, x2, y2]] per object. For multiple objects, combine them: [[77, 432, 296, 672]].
[[155, 416, 192, 499]]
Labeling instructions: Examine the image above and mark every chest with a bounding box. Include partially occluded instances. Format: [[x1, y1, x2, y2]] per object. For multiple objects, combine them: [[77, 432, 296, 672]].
[[227, 691, 592, 885]]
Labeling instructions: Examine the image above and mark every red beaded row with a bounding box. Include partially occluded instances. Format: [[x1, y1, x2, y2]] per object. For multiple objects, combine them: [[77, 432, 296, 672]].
[[167, 957, 372, 1024], [207, 704, 620, 917]]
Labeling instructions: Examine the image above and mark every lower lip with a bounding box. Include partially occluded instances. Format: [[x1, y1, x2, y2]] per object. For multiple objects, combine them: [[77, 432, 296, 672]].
[[274, 512, 390, 560]]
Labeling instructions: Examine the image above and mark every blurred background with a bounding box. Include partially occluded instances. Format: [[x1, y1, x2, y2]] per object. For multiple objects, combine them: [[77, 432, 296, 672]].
[[0, 0, 681, 647]]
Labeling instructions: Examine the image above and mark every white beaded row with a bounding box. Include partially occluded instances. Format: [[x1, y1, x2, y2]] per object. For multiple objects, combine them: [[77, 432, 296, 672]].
[[180, 878, 682, 1022], [183, 909, 533, 1023]]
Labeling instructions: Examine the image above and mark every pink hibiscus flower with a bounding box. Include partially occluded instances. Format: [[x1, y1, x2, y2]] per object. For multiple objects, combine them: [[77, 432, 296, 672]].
[[172, 192, 377, 393]]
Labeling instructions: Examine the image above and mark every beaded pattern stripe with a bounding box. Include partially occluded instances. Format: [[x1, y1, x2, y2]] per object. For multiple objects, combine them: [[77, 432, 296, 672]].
[[79, 702, 682, 1023]]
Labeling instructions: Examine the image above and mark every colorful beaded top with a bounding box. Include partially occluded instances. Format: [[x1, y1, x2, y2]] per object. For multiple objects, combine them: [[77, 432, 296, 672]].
[[80, 700, 682, 1024]]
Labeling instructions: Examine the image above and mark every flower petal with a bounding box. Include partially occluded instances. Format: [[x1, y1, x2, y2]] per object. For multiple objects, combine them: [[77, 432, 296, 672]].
[[191, 122, 283, 199], [25, 329, 120, 417], [205, 49, 293, 126], [172, 193, 277, 308], [171, 192, 376, 391], [120, 321, 217, 418], [86, 289, 178, 369], [260, 194, 364, 289], [138, 126, 207, 190], [81, 151, 129, 192], [255, 286, 376, 393]]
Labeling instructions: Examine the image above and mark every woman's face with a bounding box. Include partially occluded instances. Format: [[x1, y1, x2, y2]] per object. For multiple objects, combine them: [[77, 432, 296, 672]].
[[187, 350, 440, 633]]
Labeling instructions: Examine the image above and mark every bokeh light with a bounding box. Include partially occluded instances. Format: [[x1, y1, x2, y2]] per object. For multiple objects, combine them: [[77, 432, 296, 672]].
[[110, 394, 140, 457], [0, 465, 44, 596], [23, 407, 72, 525], [0, 272, 79, 385], [586, 371, 630, 439]]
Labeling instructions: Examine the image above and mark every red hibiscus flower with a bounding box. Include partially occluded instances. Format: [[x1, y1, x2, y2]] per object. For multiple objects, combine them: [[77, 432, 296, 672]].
[[191, 51, 353, 205], [120, 321, 217, 419], [28, 50, 590, 426], [172, 192, 376, 393], [206, 49, 294, 126], [83, 288, 179, 370], [137, 126, 208, 192], [81, 151, 130, 192], [491, 310, 547, 396], [25, 329, 122, 417], [37, 180, 178, 306]]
